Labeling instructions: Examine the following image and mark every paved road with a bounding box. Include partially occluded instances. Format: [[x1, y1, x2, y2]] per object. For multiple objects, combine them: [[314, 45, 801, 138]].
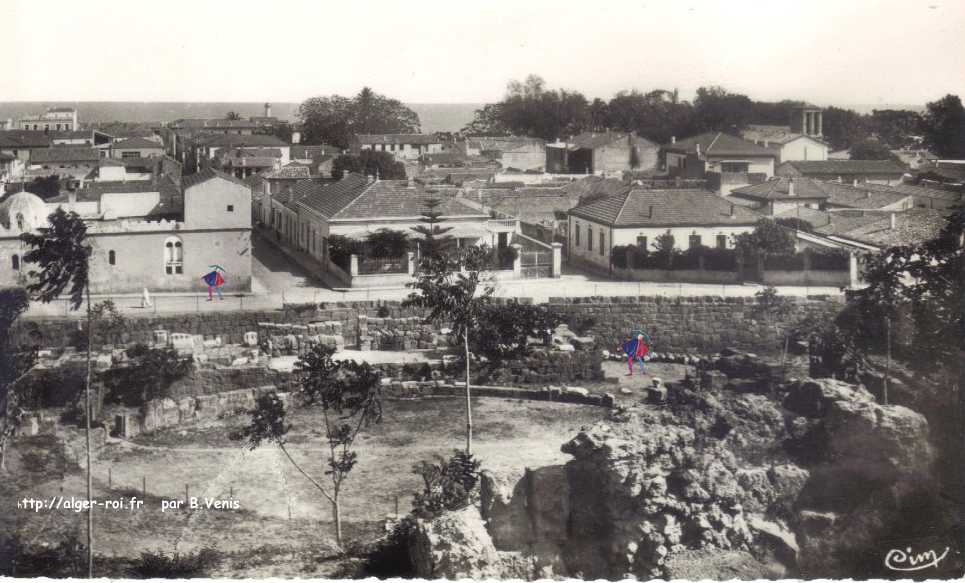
[[19, 233, 845, 319]]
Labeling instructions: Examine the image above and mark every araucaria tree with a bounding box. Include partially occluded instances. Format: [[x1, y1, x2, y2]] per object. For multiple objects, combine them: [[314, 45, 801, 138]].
[[20, 207, 95, 577], [405, 199, 494, 454], [239, 344, 382, 549]]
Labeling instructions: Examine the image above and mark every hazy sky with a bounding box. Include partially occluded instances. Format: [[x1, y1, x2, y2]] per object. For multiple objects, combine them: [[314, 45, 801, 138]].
[[5, 0, 964, 107]]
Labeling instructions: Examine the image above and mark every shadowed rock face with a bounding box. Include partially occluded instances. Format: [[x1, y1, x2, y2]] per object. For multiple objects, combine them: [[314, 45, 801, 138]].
[[411, 371, 941, 580]]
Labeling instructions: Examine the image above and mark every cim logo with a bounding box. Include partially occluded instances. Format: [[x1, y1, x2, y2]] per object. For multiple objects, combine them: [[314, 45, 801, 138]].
[[884, 546, 950, 572]]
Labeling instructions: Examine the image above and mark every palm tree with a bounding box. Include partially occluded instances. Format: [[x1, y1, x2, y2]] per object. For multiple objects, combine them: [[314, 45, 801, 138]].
[[20, 207, 95, 577]]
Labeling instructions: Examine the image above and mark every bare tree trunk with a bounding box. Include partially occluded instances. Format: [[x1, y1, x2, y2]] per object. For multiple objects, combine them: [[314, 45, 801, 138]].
[[884, 316, 891, 406], [84, 283, 94, 578], [333, 495, 342, 550], [464, 331, 473, 456]]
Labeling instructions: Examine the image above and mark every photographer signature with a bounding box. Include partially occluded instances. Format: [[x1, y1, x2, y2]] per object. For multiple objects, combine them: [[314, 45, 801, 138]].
[[884, 546, 950, 572]]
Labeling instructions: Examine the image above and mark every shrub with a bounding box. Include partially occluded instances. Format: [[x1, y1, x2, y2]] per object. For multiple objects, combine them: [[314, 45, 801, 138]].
[[764, 253, 805, 271], [811, 249, 850, 271], [328, 235, 366, 271], [365, 229, 410, 259], [472, 302, 561, 361], [496, 245, 518, 269], [127, 547, 222, 578], [610, 245, 632, 269], [675, 247, 702, 270], [376, 305, 391, 318], [102, 344, 192, 407], [702, 247, 737, 271], [0, 532, 87, 577], [412, 450, 482, 517]]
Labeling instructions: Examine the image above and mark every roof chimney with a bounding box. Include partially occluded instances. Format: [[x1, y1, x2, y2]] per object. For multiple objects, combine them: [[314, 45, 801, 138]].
[[729, 204, 736, 218], [695, 143, 701, 157], [764, 139, 769, 148], [671, 136, 676, 144], [853, 178, 859, 187], [890, 212, 896, 230]]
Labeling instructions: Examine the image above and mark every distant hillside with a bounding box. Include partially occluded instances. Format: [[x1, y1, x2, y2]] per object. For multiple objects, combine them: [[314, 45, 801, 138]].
[[0, 101, 483, 133]]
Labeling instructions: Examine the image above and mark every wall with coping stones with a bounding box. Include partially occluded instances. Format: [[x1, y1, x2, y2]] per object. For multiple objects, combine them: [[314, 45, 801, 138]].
[[12, 296, 840, 356]]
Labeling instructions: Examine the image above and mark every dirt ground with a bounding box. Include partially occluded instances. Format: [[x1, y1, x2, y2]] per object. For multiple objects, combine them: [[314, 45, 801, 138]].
[[4, 396, 607, 577]]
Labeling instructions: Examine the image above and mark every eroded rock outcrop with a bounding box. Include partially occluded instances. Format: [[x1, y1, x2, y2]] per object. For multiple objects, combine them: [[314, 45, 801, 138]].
[[410, 372, 940, 580]]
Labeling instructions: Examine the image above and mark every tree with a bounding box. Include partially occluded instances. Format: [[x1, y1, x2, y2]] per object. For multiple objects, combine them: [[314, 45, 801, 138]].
[[298, 87, 421, 149], [466, 75, 591, 141], [330, 150, 406, 180], [19, 207, 94, 577], [870, 109, 923, 149], [821, 106, 871, 151], [364, 229, 410, 259], [692, 86, 755, 133], [462, 104, 509, 136], [607, 89, 695, 144], [734, 218, 796, 259], [921, 94, 965, 159], [225, 111, 242, 121], [471, 302, 562, 361], [0, 287, 35, 472], [409, 198, 454, 261], [28, 175, 61, 200], [775, 217, 815, 232], [238, 344, 383, 549], [849, 139, 900, 162], [405, 203, 494, 453]]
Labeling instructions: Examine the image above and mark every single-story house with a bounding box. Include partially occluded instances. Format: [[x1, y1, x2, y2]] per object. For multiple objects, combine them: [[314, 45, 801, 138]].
[[741, 124, 829, 164], [352, 134, 445, 161], [111, 137, 165, 159], [567, 188, 761, 271], [729, 177, 830, 215], [661, 132, 778, 194]]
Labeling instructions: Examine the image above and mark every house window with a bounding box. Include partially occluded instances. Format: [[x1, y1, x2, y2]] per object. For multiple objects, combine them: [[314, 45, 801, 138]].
[[721, 162, 749, 173], [689, 234, 702, 249], [574, 224, 581, 246], [15, 213, 25, 232], [636, 235, 648, 249], [716, 235, 727, 249], [587, 226, 593, 251], [227, 205, 234, 212], [108, 250, 116, 265], [11, 255, 19, 270], [599, 232, 606, 256], [121, 151, 141, 159], [164, 237, 183, 275]]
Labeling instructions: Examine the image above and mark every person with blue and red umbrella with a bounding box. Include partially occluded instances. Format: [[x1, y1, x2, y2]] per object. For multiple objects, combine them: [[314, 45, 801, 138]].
[[202, 264, 226, 301], [620, 330, 651, 376]]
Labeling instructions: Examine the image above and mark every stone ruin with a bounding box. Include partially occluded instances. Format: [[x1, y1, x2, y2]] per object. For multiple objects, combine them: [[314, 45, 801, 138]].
[[358, 315, 440, 351], [257, 321, 345, 357], [406, 351, 945, 581]]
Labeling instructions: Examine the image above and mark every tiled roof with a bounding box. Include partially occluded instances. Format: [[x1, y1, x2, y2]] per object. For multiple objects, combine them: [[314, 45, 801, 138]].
[[49, 177, 183, 217], [818, 181, 912, 209], [30, 147, 100, 163], [562, 176, 631, 201], [355, 134, 439, 145], [0, 131, 53, 148], [780, 160, 907, 176], [201, 134, 288, 148], [181, 167, 251, 191], [112, 137, 163, 150], [265, 166, 311, 180], [663, 132, 778, 158], [334, 182, 485, 220], [423, 152, 466, 165], [467, 137, 545, 152], [0, 152, 14, 162], [806, 209, 949, 248], [570, 188, 761, 227], [568, 131, 657, 151], [730, 177, 830, 201], [49, 130, 93, 140], [296, 174, 370, 218], [863, 181, 963, 203]]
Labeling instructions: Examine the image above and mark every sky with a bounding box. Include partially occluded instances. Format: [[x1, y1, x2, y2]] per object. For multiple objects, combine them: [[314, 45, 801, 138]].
[[4, 0, 964, 108]]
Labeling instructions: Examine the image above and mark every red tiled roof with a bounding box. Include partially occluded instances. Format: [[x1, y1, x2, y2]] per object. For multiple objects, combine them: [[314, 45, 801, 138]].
[[570, 188, 761, 227]]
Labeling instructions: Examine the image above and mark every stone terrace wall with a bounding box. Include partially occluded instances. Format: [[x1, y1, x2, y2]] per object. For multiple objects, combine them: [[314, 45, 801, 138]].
[[13, 296, 840, 356], [548, 295, 843, 354]]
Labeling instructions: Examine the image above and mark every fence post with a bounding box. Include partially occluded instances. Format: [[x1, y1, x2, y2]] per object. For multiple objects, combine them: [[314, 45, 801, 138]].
[[108, 467, 112, 489], [142, 476, 146, 498], [185, 483, 189, 503], [240, 295, 244, 311], [195, 295, 199, 312]]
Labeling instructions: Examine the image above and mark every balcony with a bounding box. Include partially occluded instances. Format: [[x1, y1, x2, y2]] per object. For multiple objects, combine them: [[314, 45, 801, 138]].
[[486, 218, 518, 232]]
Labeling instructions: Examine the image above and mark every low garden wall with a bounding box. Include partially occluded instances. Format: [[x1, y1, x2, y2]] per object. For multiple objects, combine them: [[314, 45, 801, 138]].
[[761, 269, 852, 287], [610, 266, 740, 285]]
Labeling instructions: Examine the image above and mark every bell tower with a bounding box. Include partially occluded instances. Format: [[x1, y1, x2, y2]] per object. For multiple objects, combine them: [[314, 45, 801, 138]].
[[790, 104, 822, 137]]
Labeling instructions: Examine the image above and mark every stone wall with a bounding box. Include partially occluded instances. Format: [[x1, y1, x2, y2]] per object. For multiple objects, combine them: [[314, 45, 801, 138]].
[[358, 315, 439, 351], [13, 296, 840, 358], [547, 296, 843, 354]]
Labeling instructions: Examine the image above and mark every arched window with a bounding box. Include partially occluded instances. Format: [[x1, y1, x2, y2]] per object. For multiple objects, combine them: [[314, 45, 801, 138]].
[[164, 237, 183, 274], [15, 213, 25, 232], [108, 250, 116, 266], [12, 255, 19, 271]]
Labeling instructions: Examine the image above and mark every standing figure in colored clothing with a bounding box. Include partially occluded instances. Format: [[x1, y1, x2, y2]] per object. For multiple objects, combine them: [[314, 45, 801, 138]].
[[621, 333, 650, 376], [202, 265, 226, 301]]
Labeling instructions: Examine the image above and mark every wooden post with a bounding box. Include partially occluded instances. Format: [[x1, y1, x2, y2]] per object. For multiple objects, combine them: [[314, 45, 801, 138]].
[[395, 495, 399, 516], [185, 483, 189, 503], [142, 476, 146, 498], [108, 467, 112, 489]]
